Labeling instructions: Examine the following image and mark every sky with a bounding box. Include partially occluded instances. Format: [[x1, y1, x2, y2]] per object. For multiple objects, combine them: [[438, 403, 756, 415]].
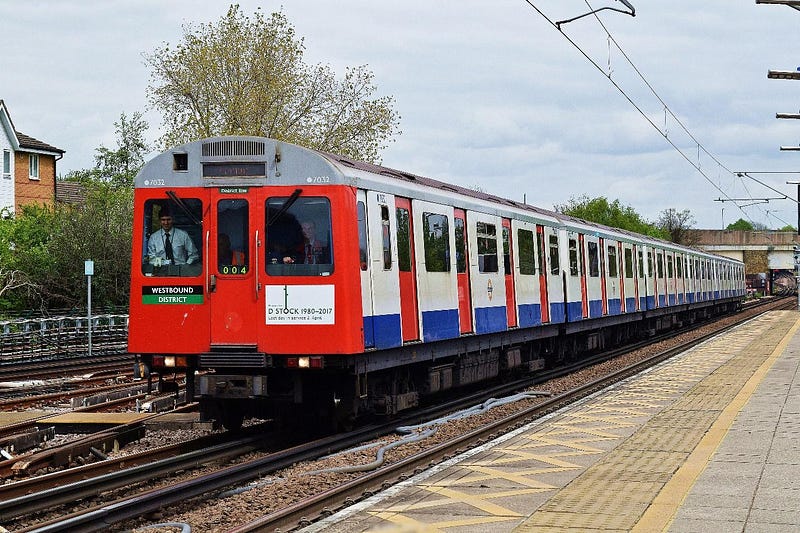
[[3, 0, 800, 230]]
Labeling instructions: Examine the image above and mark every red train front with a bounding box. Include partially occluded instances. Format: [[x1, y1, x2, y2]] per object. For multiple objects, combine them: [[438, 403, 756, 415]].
[[129, 137, 364, 429]]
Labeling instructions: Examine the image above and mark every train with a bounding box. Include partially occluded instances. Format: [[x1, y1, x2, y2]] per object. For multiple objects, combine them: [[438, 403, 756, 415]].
[[128, 136, 745, 430]]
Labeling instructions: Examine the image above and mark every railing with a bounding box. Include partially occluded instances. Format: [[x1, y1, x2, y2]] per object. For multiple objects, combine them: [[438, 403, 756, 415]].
[[0, 314, 129, 362]]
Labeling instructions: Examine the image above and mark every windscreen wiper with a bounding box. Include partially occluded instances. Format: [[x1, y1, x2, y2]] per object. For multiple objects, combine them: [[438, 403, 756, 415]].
[[166, 190, 202, 225], [267, 188, 303, 226]]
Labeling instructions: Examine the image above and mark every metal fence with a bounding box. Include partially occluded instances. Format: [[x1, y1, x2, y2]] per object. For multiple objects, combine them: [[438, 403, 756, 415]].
[[0, 314, 129, 362]]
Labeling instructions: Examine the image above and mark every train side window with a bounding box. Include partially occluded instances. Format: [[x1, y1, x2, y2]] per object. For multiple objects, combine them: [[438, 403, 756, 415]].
[[422, 212, 451, 272], [396, 207, 411, 272], [676, 256, 683, 278], [637, 250, 644, 278], [381, 205, 392, 270], [548, 235, 559, 275], [142, 198, 203, 278], [265, 196, 333, 276], [217, 199, 249, 275], [587, 241, 599, 277], [502, 227, 511, 274], [358, 201, 368, 271], [607, 246, 618, 278], [477, 222, 498, 273], [518, 229, 536, 276], [624, 248, 634, 278], [455, 217, 467, 273], [537, 231, 546, 275], [648, 251, 654, 277], [568, 238, 579, 276], [657, 252, 664, 278], [667, 255, 674, 278]]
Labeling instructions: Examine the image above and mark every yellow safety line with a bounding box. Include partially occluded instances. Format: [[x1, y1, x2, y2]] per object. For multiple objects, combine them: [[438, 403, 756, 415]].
[[632, 314, 800, 532]]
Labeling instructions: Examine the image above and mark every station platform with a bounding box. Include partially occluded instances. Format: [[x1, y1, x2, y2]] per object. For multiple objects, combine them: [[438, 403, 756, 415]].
[[308, 310, 800, 532]]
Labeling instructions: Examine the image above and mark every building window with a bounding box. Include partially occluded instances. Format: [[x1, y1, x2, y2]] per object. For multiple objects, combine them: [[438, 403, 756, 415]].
[[2, 150, 10, 178], [29, 154, 40, 179]]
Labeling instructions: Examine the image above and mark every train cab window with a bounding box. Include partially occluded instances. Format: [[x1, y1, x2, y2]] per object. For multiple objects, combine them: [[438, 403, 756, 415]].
[[568, 238, 579, 276], [518, 229, 536, 276], [381, 205, 392, 270], [477, 222, 498, 273], [455, 217, 467, 273], [607, 246, 618, 278], [217, 199, 248, 275], [396, 207, 411, 272], [423, 212, 451, 272], [549, 235, 559, 275], [265, 196, 333, 276], [142, 199, 203, 277], [587, 241, 599, 277], [624, 248, 634, 278]]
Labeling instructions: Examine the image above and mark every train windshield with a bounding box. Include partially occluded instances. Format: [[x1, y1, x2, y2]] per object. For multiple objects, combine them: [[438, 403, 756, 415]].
[[265, 196, 333, 276], [141, 199, 203, 277]]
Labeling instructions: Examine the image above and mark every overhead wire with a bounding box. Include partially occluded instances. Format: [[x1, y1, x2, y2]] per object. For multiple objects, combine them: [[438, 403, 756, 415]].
[[520, 0, 767, 228]]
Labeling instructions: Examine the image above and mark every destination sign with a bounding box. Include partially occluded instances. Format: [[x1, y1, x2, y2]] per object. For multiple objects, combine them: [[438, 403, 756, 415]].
[[202, 162, 265, 178], [142, 285, 204, 305]]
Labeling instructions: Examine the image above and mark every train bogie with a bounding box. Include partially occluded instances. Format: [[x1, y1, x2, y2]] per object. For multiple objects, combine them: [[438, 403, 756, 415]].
[[128, 136, 745, 430]]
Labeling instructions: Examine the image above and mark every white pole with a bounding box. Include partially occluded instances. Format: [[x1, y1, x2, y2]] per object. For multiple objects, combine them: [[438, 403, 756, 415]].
[[85, 260, 94, 357]]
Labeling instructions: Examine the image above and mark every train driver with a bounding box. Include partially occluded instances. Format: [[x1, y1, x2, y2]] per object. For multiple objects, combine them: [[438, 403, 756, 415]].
[[147, 207, 200, 266], [300, 220, 330, 264], [218, 233, 245, 266]]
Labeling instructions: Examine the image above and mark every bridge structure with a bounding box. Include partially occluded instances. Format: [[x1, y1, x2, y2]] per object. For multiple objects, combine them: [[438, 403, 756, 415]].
[[694, 229, 799, 294]]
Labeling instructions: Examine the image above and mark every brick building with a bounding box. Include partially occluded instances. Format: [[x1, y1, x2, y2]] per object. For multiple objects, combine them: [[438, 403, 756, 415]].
[[0, 99, 65, 214]]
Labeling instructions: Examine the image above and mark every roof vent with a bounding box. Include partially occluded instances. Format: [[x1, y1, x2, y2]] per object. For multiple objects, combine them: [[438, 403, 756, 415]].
[[202, 140, 265, 157]]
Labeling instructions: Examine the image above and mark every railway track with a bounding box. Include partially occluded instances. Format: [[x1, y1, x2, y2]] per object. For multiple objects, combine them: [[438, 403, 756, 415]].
[[3, 297, 790, 532]]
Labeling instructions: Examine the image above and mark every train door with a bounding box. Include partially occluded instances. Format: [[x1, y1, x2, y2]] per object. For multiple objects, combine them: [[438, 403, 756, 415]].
[[513, 220, 540, 327], [536, 225, 550, 323], [578, 234, 589, 319], [635, 246, 645, 311], [544, 226, 565, 323], [564, 233, 584, 321], [413, 200, 460, 342], [395, 197, 420, 341], [675, 253, 685, 304], [209, 194, 260, 346], [454, 209, 473, 334], [356, 191, 375, 347], [366, 191, 402, 349], [605, 240, 621, 314], [585, 235, 602, 318], [599, 237, 608, 315], [467, 211, 507, 334], [655, 250, 665, 307], [502, 219, 518, 328], [666, 252, 676, 305], [646, 248, 656, 309], [618, 242, 627, 313]]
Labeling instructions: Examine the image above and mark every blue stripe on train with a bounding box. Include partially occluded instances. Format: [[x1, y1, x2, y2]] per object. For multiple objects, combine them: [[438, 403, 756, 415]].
[[589, 299, 603, 318], [550, 302, 566, 323], [421, 308, 460, 342], [518, 303, 542, 327], [625, 297, 637, 312], [475, 305, 508, 334], [362, 313, 402, 349], [567, 301, 583, 321], [646, 295, 656, 310], [608, 298, 621, 315]]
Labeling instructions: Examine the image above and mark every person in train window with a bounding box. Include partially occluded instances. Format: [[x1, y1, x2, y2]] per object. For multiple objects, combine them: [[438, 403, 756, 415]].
[[218, 233, 245, 266], [147, 207, 199, 266], [300, 220, 330, 264]]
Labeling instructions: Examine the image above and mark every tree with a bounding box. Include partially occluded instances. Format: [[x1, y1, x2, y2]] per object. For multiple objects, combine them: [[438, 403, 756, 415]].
[[554, 195, 668, 239], [144, 6, 400, 163], [726, 218, 754, 231], [656, 208, 698, 246], [778, 224, 797, 232]]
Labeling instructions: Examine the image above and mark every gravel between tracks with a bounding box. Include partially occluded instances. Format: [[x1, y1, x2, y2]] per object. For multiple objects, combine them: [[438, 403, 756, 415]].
[[103, 311, 756, 533]]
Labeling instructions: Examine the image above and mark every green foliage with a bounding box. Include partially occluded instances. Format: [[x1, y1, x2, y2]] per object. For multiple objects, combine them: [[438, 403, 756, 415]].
[[655, 208, 698, 245], [555, 195, 669, 240], [726, 218, 754, 231], [144, 5, 400, 163], [778, 224, 797, 232], [0, 113, 145, 313]]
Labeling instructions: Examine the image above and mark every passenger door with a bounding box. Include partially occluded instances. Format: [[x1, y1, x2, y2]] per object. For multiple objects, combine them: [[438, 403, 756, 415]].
[[209, 193, 260, 346], [366, 191, 402, 349], [396, 197, 420, 342]]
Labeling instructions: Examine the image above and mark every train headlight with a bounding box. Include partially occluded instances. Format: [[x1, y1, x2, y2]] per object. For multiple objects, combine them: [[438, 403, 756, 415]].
[[298, 357, 310, 368], [164, 356, 175, 367]]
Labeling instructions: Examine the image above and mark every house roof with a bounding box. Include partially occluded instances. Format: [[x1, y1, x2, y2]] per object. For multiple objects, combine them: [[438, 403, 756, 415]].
[[55, 181, 86, 204], [16, 131, 65, 154], [0, 99, 65, 155]]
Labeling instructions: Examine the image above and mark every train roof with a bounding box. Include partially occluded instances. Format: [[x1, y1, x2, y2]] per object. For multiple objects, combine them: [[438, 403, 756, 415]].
[[135, 136, 741, 264]]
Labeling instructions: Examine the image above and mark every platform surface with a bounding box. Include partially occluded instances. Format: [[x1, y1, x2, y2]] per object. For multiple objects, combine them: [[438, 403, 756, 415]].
[[305, 310, 800, 532]]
